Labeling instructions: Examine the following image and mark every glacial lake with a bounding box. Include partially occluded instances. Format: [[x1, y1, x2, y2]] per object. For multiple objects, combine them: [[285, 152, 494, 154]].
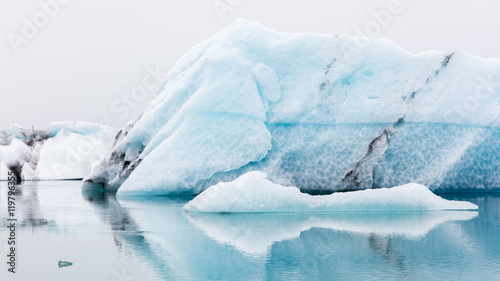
[[1, 181, 499, 281]]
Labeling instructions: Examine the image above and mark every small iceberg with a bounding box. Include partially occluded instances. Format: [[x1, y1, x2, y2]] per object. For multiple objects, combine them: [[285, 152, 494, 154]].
[[58, 261, 73, 268], [183, 171, 478, 213]]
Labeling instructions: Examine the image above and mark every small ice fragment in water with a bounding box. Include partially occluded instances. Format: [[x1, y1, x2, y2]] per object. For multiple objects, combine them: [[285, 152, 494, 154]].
[[58, 261, 73, 268], [183, 171, 479, 212]]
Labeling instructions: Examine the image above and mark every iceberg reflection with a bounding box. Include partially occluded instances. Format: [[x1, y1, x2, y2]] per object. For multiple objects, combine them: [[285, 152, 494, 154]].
[[110, 195, 496, 280], [185, 211, 478, 255], [82, 190, 179, 280]]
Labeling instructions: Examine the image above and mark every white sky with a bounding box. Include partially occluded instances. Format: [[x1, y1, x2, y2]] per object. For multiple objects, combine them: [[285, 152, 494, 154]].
[[1, 0, 499, 129]]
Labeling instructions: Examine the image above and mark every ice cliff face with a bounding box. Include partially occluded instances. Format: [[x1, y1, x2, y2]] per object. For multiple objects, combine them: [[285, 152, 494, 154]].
[[86, 19, 500, 195], [0, 122, 116, 181]]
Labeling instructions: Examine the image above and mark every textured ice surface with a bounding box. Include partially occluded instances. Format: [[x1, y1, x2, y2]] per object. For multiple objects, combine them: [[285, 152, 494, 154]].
[[374, 124, 500, 191], [86, 19, 500, 195], [0, 122, 116, 180], [183, 171, 478, 212]]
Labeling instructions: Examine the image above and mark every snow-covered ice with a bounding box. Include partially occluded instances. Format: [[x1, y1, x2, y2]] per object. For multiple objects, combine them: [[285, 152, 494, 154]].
[[183, 171, 478, 212], [36, 130, 116, 180], [0, 122, 116, 180], [85, 19, 500, 195]]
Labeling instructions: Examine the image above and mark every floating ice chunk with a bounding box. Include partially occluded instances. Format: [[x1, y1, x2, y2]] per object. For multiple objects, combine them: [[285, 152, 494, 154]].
[[0, 122, 116, 180], [58, 261, 73, 268], [183, 171, 478, 212]]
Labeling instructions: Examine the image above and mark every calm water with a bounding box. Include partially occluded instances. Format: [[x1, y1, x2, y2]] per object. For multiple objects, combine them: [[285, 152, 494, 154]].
[[0, 181, 499, 281]]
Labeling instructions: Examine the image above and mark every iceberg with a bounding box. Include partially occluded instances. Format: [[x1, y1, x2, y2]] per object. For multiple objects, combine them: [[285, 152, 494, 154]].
[[58, 261, 73, 268], [0, 138, 33, 182], [86, 19, 500, 195], [0, 122, 116, 181], [183, 171, 478, 212]]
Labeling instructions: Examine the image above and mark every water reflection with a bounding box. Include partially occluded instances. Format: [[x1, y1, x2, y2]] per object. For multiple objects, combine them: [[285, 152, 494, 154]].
[[106, 194, 499, 280], [5, 181, 494, 281], [110, 195, 497, 280], [115, 195, 269, 280], [82, 189, 177, 280], [0, 181, 162, 281], [2, 181, 53, 230], [184, 211, 477, 255], [82, 190, 139, 241], [368, 234, 409, 279], [5, 182, 492, 281]]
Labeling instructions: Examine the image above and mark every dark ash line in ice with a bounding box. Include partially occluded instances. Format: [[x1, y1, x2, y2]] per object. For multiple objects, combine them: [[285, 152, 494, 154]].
[[340, 53, 455, 191]]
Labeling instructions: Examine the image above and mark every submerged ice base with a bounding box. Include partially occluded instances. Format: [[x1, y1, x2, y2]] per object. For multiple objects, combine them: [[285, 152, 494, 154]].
[[183, 171, 478, 213]]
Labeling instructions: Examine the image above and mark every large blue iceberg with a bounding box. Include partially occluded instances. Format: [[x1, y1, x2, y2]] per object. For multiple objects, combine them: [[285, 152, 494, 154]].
[[86, 19, 500, 195]]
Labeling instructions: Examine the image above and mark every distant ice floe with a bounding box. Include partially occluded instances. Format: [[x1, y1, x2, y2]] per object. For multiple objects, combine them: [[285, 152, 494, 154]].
[[183, 171, 478, 212], [0, 122, 116, 181]]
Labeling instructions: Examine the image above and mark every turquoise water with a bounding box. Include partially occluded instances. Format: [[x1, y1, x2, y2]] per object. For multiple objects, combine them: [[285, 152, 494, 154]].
[[1, 181, 499, 280]]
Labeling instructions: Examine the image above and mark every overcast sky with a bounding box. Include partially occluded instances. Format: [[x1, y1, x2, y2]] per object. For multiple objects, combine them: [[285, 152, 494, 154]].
[[1, 0, 499, 129]]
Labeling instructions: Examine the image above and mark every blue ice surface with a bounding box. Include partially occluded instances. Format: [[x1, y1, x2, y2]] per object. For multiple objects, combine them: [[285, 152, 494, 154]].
[[374, 123, 500, 193], [85, 19, 500, 195]]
